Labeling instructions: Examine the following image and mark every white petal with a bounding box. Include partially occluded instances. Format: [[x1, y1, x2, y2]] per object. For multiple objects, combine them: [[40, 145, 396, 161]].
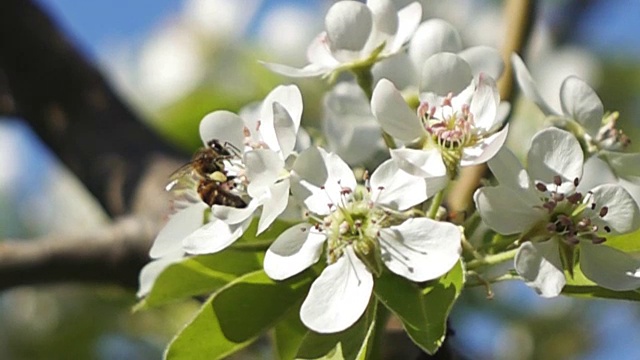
[[371, 78, 426, 142], [420, 53, 473, 96], [182, 219, 249, 254], [469, 74, 500, 133], [365, 0, 398, 53], [150, 202, 209, 258], [390, 148, 447, 178], [460, 124, 509, 167], [487, 146, 533, 192], [458, 46, 504, 80], [137, 250, 185, 298], [292, 147, 356, 215], [578, 155, 618, 193], [380, 218, 461, 282], [474, 185, 544, 235], [409, 19, 462, 68], [370, 159, 427, 210], [259, 85, 303, 156], [199, 111, 245, 151], [263, 223, 326, 280], [600, 150, 640, 184], [307, 32, 340, 68], [527, 128, 583, 192], [585, 184, 640, 235], [514, 241, 566, 297], [559, 76, 603, 137], [300, 247, 373, 333], [580, 242, 640, 291], [245, 149, 284, 197], [325, 1, 372, 52], [388, 2, 422, 53], [257, 180, 291, 234], [211, 198, 261, 225], [511, 53, 557, 116], [260, 61, 329, 78]]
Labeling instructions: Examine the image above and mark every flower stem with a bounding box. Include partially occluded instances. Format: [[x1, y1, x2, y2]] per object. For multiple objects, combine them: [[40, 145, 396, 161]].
[[427, 190, 445, 219], [465, 248, 518, 270]]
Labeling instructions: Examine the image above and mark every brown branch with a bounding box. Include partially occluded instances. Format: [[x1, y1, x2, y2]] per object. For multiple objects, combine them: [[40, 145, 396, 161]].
[[0, 0, 184, 217], [0, 216, 159, 290], [447, 0, 537, 220]]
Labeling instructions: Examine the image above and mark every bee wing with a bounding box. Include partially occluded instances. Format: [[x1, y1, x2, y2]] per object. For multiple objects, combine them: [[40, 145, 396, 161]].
[[166, 163, 204, 213]]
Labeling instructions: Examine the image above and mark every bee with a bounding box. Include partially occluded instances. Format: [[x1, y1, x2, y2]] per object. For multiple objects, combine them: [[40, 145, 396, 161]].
[[167, 139, 247, 209]]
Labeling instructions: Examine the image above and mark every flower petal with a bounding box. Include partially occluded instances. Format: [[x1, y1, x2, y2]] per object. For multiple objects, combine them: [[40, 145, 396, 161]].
[[257, 180, 291, 234], [260, 61, 329, 78], [559, 76, 603, 137], [300, 247, 373, 333], [390, 148, 447, 178], [487, 146, 533, 192], [458, 46, 504, 80], [211, 198, 261, 225], [292, 147, 356, 215], [325, 1, 372, 53], [371, 78, 426, 142], [182, 218, 250, 254], [511, 53, 557, 116], [245, 149, 284, 197], [527, 128, 583, 192], [420, 52, 473, 96], [137, 250, 185, 298], [199, 110, 245, 151], [580, 242, 640, 291], [263, 223, 326, 280], [514, 241, 566, 297], [474, 185, 544, 235], [370, 159, 427, 210], [307, 32, 340, 68], [388, 2, 421, 53], [469, 74, 500, 133], [585, 184, 640, 235], [461, 124, 509, 167], [600, 150, 640, 184], [409, 19, 462, 68], [578, 155, 619, 194], [380, 218, 461, 282], [365, 0, 398, 54], [259, 85, 303, 156], [150, 202, 208, 258]]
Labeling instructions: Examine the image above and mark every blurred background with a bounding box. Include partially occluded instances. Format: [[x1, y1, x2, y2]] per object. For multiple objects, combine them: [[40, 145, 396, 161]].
[[2, 0, 640, 358]]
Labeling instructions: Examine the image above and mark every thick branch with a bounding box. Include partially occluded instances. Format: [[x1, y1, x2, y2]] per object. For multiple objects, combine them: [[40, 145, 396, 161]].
[[0, 0, 183, 217], [0, 216, 159, 290]]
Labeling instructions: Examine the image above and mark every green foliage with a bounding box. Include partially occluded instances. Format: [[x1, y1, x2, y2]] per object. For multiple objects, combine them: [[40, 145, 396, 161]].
[[563, 262, 640, 301], [136, 250, 264, 310], [373, 261, 464, 355], [165, 270, 314, 359]]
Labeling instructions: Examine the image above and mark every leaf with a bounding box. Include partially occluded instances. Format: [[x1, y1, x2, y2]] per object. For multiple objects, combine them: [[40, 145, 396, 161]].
[[295, 301, 378, 360], [165, 269, 314, 359], [273, 307, 308, 360], [137, 250, 263, 309], [373, 261, 464, 355], [601, 228, 640, 254]]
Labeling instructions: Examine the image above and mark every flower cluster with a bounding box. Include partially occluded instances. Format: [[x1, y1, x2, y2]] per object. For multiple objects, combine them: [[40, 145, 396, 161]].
[[137, 1, 640, 356]]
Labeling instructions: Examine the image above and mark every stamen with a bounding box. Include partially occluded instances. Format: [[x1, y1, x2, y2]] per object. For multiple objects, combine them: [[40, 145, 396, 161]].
[[599, 206, 608, 217]]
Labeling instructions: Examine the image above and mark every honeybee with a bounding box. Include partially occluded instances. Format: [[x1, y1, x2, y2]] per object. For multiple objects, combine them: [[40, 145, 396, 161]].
[[167, 139, 247, 209]]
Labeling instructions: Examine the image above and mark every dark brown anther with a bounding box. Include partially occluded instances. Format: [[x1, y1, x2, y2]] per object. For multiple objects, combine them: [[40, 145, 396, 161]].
[[599, 206, 609, 217], [567, 192, 583, 203], [574, 177, 580, 187], [592, 236, 607, 245], [553, 175, 562, 186], [591, 203, 596, 210], [536, 182, 548, 192], [604, 225, 612, 233]]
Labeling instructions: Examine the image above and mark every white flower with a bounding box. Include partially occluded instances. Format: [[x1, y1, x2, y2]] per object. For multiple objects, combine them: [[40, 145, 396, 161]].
[[264, 147, 461, 333], [373, 18, 504, 90], [323, 82, 386, 165], [474, 128, 640, 297], [512, 53, 640, 205], [372, 53, 509, 184], [183, 84, 305, 254], [262, 0, 422, 79]]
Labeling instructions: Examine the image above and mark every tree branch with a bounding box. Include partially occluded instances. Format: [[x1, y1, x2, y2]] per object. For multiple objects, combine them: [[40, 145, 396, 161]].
[[0, 216, 159, 290]]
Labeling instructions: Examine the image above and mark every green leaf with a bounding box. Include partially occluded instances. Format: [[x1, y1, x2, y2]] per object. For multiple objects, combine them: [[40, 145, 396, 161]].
[[602, 228, 640, 254], [165, 269, 314, 359], [295, 301, 378, 360], [273, 307, 308, 360], [373, 261, 464, 355], [137, 250, 263, 309], [562, 263, 640, 301]]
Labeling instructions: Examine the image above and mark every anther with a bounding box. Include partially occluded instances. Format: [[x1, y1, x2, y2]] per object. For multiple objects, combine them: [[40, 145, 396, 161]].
[[553, 176, 562, 186], [573, 177, 580, 187], [599, 206, 609, 217], [536, 182, 548, 192], [604, 225, 611, 233]]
